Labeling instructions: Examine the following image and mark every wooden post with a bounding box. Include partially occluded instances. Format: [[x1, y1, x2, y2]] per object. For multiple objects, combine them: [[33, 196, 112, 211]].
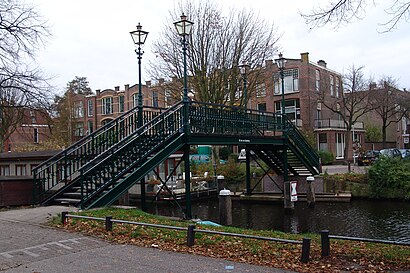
[[219, 189, 232, 225]]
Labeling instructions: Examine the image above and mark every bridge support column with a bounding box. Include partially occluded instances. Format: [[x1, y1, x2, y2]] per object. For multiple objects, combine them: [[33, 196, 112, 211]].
[[245, 149, 251, 195], [184, 146, 192, 219]]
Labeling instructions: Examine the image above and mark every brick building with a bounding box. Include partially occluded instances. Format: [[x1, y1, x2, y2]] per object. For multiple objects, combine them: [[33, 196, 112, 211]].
[[2, 109, 52, 152], [248, 52, 365, 161]]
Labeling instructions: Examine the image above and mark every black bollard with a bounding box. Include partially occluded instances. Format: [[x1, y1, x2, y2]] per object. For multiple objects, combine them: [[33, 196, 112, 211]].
[[187, 224, 196, 247], [321, 230, 330, 257], [61, 211, 68, 225], [105, 216, 113, 231], [301, 238, 311, 263]]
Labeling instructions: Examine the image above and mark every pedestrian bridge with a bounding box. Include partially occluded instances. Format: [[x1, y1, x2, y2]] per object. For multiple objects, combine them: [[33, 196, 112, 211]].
[[33, 101, 320, 217]]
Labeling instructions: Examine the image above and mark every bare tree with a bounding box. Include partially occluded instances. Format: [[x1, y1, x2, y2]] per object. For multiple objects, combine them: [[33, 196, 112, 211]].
[[148, 1, 280, 106], [0, 0, 52, 152], [301, 0, 410, 32], [369, 77, 408, 147], [320, 65, 373, 161]]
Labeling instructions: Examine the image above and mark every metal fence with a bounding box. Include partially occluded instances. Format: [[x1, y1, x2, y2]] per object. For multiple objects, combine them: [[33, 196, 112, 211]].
[[61, 212, 311, 263], [320, 230, 410, 257]]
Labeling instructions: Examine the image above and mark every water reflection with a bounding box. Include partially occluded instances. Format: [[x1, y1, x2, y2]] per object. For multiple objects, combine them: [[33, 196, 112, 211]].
[[147, 199, 410, 242]]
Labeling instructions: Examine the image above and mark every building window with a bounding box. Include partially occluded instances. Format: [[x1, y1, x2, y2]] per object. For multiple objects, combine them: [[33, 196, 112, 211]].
[[74, 101, 84, 118], [315, 69, 320, 92], [87, 100, 93, 117], [34, 128, 38, 143], [87, 120, 93, 134], [335, 77, 340, 98], [15, 165, 26, 176], [152, 91, 159, 107], [119, 95, 125, 113], [164, 90, 171, 107], [274, 69, 299, 94], [318, 133, 328, 151], [75, 122, 84, 137], [0, 165, 10, 176], [336, 133, 345, 159], [102, 97, 113, 115], [275, 99, 301, 125], [257, 103, 267, 112], [256, 83, 266, 97], [132, 94, 139, 108], [330, 75, 334, 96]]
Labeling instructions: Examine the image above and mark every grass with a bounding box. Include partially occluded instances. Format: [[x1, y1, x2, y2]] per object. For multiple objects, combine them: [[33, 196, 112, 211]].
[[52, 207, 410, 273]]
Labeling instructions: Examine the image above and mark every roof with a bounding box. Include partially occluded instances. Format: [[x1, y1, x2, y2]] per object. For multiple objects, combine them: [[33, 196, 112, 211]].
[[0, 150, 61, 162]]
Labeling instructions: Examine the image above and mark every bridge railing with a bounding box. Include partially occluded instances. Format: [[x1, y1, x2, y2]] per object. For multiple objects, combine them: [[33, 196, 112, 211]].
[[78, 102, 184, 208], [285, 119, 320, 173], [189, 101, 283, 136], [33, 105, 166, 203]]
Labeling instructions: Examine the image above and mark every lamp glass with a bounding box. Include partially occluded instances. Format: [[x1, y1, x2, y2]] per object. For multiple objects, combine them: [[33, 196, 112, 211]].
[[130, 23, 148, 45], [174, 14, 193, 35]]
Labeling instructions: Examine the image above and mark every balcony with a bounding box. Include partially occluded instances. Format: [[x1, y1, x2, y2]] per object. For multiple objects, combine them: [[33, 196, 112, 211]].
[[314, 119, 364, 130]]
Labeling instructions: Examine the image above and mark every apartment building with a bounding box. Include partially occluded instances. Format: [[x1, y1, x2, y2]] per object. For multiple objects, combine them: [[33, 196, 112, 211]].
[[248, 52, 365, 161]]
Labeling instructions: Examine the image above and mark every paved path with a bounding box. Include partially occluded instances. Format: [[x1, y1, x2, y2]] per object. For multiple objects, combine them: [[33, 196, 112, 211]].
[[321, 164, 367, 174], [0, 206, 294, 273]]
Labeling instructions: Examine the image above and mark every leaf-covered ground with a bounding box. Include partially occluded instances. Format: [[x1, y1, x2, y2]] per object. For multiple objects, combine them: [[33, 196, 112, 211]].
[[53, 207, 410, 273]]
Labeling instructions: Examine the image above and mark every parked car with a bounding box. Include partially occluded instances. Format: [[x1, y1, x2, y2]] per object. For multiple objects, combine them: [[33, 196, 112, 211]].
[[399, 149, 410, 159], [379, 148, 402, 159], [357, 150, 380, 166]]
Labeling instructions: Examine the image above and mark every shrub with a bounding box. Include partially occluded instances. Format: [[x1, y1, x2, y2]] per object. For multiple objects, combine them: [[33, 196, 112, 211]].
[[318, 150, 334, 165], [368, 157, 410, 199]]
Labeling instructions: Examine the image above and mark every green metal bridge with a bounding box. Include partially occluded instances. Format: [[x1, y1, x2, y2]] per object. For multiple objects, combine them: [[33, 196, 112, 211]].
[[33, 101, 320, 218]]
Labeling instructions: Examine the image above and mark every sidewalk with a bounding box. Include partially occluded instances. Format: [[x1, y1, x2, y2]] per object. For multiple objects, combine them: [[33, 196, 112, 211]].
[[0, 206, 294, 273]]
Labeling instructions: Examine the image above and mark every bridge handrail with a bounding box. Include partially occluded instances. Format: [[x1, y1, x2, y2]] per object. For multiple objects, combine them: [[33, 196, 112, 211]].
[[189, 101, 282, 136], [78, 102, 184, 206], [285, 118, 320, 171], [33, 104, 166, 203]]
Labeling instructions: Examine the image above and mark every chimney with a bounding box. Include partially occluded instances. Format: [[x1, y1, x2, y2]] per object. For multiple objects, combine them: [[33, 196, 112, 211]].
[[265, 59, 273, 67], [124, 84, 129, 90], [96, 89, 101, 95], [317, 60, 327, 67], [114, 86, 120, 91], [146, 80, 151, 87], [301, 52, 309, 63], [369, 82, 377, 90]]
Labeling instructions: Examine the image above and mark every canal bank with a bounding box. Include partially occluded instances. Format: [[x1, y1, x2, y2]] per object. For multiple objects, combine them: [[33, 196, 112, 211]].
[[146, 198, 410, 243]]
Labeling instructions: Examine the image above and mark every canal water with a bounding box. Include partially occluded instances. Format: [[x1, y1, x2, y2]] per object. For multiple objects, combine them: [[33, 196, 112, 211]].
[[147, 199, 410, 243]]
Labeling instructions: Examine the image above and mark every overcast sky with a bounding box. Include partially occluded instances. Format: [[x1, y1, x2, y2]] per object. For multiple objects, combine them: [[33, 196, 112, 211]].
[[35, 0, 410, 95]]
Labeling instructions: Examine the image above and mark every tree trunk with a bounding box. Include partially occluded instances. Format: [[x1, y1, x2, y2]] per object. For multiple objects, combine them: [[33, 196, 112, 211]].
[[344, 128, 352, 163]]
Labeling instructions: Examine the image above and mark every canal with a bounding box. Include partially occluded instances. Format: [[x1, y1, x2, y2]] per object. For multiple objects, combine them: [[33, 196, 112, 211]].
[[147, 199, 410, 243]]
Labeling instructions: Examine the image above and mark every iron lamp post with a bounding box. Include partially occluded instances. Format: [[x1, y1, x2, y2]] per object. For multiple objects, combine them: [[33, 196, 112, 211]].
[[238, 62, 250, 110], [130, 23, 148, 128], [174, 13, 193, 219], [130, 23, 148, 212], [275, 53, 291, 210]]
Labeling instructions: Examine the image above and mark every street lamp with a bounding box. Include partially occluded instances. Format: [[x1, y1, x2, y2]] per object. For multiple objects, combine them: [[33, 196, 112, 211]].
[[130, 23, 148, 128], [275, 53, 291, 211], [174, 13, 193, 219], [130, 23, 148, 212], [238, 62, 250, 109], [174, 13, 193, 106]]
